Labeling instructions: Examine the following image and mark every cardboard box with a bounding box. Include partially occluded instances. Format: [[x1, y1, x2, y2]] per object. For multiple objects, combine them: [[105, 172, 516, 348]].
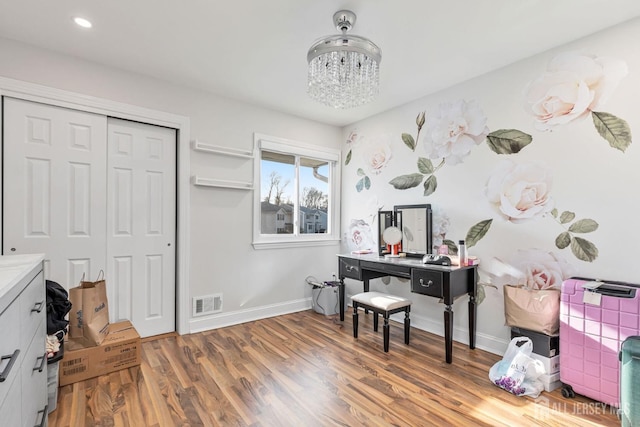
[[59, 320, 141, 386], [511, 327, 560, 357]]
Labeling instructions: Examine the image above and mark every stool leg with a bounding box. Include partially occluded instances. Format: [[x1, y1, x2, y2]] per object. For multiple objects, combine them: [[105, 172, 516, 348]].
[[353, 303, 359, 338], [404, 308, 411, 345], [373, 311, 379, 332], [383, 315, 390, 352]]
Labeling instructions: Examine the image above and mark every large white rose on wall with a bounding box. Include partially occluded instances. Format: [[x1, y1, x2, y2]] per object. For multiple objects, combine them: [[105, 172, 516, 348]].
[[486, 249, 577, 290], [422, 99, 489, 165], [524, 51, 631, 152], [362, 134, 393, 175], [524, 52, 627, 130], [485, 160, 554, 223]]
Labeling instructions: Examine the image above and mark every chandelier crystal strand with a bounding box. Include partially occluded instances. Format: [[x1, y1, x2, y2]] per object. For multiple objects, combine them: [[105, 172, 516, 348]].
[[307, 10, 381, 109]]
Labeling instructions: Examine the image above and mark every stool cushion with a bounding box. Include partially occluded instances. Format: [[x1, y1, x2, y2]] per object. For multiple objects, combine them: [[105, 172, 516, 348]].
[[351, 292, 411, 311]]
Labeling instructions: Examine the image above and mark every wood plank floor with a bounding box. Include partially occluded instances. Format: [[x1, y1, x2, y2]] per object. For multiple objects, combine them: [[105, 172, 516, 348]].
[[49, 310, 619, 426]]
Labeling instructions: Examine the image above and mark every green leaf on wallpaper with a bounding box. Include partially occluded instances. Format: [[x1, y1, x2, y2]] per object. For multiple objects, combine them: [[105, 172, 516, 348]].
[[550, 208, 558, 218], [486, 129, 532, 154], [466, 219, 493, 248], [568, 218, 599, 233], [423, 175, 437, 196], [592, 111, 632, 152], [571, 236, 598, 262], [357, 168, 366, 177], [402, 133, 416, 151], [356, 178, 364, 192], [389, 173, 423, 190], [476, 285, 486, 305], [559, 211, 575, 224], [555, 232, 571, 249], [345, 149, 352, 166], [364, 176, 371, 190], [417, 157, 434, 174], [444, 239, 458, 255]]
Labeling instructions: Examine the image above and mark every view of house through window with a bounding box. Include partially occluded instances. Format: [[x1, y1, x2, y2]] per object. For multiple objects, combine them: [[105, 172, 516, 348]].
[[260, 149, 330, 235]]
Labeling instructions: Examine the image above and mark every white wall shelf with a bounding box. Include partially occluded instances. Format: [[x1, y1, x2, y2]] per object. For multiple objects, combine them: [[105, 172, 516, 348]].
[[192, 139, 254, 159], [191, 175, 253, 190]]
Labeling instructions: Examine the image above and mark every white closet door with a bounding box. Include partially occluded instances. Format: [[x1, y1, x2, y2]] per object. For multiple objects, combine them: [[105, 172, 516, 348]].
[[3, 97, 107, 287], [107, 118, 176, 337]]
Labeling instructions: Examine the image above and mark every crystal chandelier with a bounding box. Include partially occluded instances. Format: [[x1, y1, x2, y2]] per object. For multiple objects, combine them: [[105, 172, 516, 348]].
[[307, 10, 382, 109]]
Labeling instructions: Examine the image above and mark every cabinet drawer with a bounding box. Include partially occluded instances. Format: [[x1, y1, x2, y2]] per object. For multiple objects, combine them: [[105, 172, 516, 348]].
[[339, 258, 361, 280], [0, 300, 22, 407], [20, 270, 45, 351], [22, 322, 48, 427], [0, 372, 22, 427], [411, 269, 443, 298]]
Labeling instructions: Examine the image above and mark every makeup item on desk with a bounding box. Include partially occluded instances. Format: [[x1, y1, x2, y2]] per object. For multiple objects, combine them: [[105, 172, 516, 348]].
[[458, 240, 468, 267]]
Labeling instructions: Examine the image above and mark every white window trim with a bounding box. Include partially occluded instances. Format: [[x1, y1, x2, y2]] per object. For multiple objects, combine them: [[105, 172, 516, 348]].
[[252, 132, 341, 249]]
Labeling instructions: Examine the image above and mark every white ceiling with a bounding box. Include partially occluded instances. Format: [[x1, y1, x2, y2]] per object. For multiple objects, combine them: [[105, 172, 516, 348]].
[[1, 0, 640, 127]]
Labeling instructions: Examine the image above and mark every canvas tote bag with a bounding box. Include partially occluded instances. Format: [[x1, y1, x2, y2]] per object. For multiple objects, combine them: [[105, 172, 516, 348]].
[[503, 285, 560, 336]]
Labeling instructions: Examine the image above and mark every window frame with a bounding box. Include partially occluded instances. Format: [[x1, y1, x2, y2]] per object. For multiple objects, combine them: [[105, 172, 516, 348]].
[[253, 133, 341, 249]]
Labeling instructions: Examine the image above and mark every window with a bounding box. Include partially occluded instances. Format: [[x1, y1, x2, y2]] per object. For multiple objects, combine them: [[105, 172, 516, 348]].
[[253, 133, 340, 249]]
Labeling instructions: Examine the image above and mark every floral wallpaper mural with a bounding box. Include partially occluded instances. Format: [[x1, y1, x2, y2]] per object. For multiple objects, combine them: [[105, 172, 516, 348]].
[[340, 25, 637, 352]]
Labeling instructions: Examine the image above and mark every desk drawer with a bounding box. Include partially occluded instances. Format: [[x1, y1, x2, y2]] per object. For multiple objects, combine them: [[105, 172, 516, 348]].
[[339, 258, 361, 280], [412, 270, 443, 297]]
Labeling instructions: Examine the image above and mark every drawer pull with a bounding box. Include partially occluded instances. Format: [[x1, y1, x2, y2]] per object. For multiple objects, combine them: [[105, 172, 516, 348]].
[[0, 349, 20, 382], [419, 278, 433, 288], [34, 352, 47, 373], [36, 405, 49, 427], [346, 265, 354, 272], [31, 300, 45, 313]]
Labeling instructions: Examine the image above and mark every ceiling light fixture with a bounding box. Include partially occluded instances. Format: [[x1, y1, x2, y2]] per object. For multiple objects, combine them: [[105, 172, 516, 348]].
[[73, 17, 93, 28], [307, 10, 381, 109]]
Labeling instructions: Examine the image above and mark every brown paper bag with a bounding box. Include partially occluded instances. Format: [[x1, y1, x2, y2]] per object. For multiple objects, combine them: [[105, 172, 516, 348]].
[[503, 285, 560, 336], [68, 271, 110, 347]]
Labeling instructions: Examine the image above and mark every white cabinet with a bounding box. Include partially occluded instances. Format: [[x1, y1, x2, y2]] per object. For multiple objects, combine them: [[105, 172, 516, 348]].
[[0, 254, 47, 426]]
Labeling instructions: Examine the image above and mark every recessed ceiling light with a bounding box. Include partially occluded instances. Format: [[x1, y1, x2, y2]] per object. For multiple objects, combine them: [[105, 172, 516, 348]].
[[73, 17, 93, 28]]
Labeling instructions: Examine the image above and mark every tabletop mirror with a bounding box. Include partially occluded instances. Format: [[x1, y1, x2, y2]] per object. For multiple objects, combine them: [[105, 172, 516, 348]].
[[394, 204, 433, 258]]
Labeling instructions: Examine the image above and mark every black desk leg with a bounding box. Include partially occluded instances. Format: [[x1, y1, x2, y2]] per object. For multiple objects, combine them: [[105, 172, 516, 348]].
[[468, 293, 477, 349], [444, 304, 453, 364], [338, 279, 345, 321], [363, 278, 370, 314]]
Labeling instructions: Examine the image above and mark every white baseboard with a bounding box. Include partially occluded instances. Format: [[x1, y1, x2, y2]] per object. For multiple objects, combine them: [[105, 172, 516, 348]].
[[188, 297, 311, 334]]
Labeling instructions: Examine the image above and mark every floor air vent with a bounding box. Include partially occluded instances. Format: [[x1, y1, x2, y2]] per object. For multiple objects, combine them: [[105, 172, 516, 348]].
[[193, 294, 222, 317]]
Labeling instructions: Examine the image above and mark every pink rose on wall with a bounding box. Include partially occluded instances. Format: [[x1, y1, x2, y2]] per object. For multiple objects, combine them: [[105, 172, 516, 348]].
[[485, 160, 554, 223], [345, 219, 375, 251], [486, 249, 577, 290], [423, 99, 489, 165], [362, 134, 393, 175], [524, 51, 631, 152], [344, 129, 363, 166], [525, 52, 627, 130]]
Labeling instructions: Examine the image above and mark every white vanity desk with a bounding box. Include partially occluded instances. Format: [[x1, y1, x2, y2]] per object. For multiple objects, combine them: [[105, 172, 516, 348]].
[[0, 254, 48, 426]]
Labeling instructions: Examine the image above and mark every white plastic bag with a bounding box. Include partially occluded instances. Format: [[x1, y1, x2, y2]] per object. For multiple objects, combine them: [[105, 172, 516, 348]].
[[489, 337, 545, 398]]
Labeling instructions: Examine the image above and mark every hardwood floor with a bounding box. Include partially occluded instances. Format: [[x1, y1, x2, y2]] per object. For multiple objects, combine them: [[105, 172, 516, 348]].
[[49, 310, 619, 426]]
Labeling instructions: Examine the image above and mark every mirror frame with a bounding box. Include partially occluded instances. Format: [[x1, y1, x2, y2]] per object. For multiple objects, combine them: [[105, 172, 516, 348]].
[[394, 204, 433, 258]]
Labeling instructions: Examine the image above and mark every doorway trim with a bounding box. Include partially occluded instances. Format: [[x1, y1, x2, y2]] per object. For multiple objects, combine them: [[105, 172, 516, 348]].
[[0, 76, 191, 335]]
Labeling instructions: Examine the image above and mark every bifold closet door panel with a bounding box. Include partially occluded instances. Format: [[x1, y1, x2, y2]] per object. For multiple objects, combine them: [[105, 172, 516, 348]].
[[107, 118, 176, 337], [3, 97, 108, 287]]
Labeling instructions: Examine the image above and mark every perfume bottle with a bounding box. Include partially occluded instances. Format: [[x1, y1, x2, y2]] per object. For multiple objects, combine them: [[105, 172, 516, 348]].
[[458, 240, 468, 267]]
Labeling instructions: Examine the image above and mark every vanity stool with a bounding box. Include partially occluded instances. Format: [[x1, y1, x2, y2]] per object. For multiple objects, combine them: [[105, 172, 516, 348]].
[[351, 291, 412, 352]]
